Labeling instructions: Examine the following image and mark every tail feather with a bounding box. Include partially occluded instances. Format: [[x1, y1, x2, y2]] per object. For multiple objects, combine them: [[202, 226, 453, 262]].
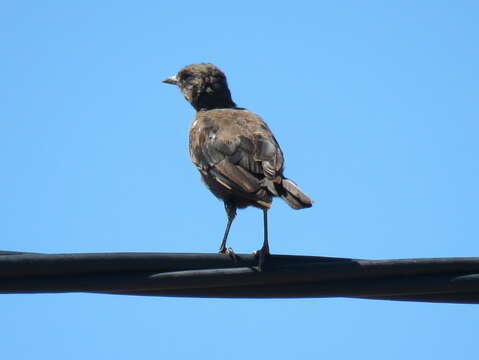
[[278, 178, 313, 209]]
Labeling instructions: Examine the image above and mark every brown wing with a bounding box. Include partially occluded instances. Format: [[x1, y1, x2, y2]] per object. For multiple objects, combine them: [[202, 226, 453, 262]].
[[189, 109, 284, 198]]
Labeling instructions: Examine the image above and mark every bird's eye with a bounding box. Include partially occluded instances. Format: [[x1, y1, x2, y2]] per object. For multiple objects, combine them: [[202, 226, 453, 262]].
[[181, 73, 192, 81]]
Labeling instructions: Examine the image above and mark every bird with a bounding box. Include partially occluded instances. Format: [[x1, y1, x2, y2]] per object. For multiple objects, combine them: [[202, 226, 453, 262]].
[[163, 63, 312, 269]]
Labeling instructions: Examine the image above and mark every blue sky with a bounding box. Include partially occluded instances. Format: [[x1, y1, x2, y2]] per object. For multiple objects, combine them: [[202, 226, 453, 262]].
[[1, 1, 479, 358]]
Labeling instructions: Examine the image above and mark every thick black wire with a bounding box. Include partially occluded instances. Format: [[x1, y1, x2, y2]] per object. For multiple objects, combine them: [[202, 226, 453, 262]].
[[1, 251, 479, 303]]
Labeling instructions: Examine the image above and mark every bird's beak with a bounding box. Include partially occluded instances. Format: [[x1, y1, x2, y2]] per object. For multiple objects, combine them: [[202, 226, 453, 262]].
[[162, 74, 178, 85]]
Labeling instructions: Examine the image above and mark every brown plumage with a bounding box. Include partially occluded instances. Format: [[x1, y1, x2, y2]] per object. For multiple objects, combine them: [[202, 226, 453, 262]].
[[163, 63, 312, 268]]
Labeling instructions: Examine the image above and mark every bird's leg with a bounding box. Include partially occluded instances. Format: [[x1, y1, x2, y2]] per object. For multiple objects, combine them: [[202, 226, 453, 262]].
[[218, 202, 237, 260], [255, 209, 270, 270]]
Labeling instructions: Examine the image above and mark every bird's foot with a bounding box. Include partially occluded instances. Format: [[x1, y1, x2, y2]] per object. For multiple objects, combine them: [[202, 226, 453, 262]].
[[252, 247, 270, 271], [219, 247, 238, 262]]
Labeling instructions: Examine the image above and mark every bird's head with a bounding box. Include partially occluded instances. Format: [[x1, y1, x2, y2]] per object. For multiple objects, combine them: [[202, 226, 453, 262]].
[[163, 63, 236, 111]]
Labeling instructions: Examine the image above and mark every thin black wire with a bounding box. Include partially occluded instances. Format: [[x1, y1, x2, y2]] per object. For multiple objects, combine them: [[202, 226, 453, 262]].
[[1, 251, 479, 303]]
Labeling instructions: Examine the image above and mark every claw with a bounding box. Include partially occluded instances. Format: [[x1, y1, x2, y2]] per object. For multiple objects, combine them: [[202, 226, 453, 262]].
[[219, 247, 238, 262], [225, 247, 239, 262], [252, 248, 269, 271]]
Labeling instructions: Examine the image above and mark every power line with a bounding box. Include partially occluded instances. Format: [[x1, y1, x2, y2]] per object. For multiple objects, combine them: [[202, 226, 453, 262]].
[[1, 251, 478, 303]]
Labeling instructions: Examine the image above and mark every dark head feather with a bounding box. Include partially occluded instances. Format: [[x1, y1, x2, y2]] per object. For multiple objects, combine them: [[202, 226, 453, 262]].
[[164, 63, 236, 111]]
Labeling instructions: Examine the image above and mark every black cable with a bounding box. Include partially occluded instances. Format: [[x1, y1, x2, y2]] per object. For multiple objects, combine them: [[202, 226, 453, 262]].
[[1, 251, 478, 303]]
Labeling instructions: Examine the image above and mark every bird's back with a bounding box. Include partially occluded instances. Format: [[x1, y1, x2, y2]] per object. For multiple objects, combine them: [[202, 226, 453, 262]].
[[188, 108, 312, 210]]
